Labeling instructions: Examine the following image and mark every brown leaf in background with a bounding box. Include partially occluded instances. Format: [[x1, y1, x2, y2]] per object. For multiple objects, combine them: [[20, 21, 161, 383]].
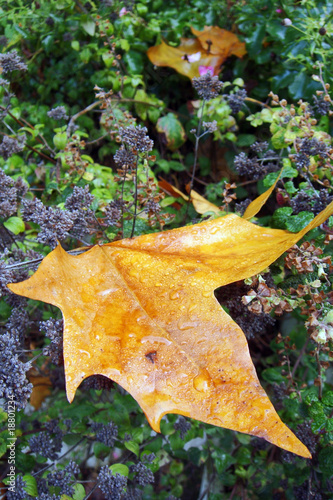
[[191, 26, 247, 58]]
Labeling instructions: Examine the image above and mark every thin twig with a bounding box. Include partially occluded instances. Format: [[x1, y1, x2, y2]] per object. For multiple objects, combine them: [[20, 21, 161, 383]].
[[3, 248, 89, 271], [130, 154, 140, 238], [315, 348, 323, 399]]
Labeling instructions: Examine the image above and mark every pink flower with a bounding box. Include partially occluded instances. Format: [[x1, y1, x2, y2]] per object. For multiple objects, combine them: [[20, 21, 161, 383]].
[[119, 7, 128, 17], [276, 8, 282, 13], [199, 65, 214, 76]]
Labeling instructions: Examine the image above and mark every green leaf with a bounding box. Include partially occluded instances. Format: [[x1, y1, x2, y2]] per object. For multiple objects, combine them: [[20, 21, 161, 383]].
[[110, 464, 129, 476], [156, 113, 186, 151], [72, 483, 86, 500], [261, 367, 286, 384], [53, 132, 67, 150], [285, 181, 297, 194], [272, 207, 293, 229], [319, 447, 333, 476], [213, 453, 235, 473], [271, 129, 287, 149], [235, 446, 252, 465], [93, 441, 110, 458], [22, 475, 38, 496], [323, 392, 333, 407], [123, 51, 144, 74], [102, 52, 114, 68], [81, 19, 96, 36], [71, 40, 80, 51], [326, 419, 333, 432], [285, 211, 314, 233], [3, 217, 25, 235], [119, 39, 130, 52], [125, 440, 140, 456], [236, 134, 256, 147], [134, 88, 149, 121]]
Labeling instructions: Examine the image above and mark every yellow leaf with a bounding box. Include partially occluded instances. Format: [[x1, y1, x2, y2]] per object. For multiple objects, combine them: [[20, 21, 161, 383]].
[[147, 38, 224, 79], [9, 202, 333, 458], [243, 172, 282, 220]]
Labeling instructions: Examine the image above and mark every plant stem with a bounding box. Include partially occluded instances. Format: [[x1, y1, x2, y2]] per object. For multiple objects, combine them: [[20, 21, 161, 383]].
[[130, 153, 139, 238], [315, 348, 323, 399], [183, 100, 205, 223]]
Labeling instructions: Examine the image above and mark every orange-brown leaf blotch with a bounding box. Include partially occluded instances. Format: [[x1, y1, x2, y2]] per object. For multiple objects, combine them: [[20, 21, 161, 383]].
[[190, 26, 247, 58], [9, 205, 333, 458]]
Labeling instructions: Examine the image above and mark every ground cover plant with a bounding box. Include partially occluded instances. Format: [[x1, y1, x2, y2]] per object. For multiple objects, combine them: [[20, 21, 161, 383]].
[[1, 0, 333, 499]]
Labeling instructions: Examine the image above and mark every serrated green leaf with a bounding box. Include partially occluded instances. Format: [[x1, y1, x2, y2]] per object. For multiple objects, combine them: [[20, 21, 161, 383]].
[[285, 180, 297, 194], [272, 207, 293, 229], [323, 392, 333, 407], [285, 211, 314, 233], [319, 447, 333, 476]]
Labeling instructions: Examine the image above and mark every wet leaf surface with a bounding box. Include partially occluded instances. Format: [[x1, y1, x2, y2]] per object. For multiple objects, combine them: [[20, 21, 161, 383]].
[[9, 201, 333, 457]]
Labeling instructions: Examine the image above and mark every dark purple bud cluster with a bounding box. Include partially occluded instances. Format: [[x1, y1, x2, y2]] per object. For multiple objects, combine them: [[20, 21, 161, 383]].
[[22, 198, 74, 248], [47, 106, 68, 121], [0, 168, 28, 218], [0, 135, 26, 161], [227, 88, 247, 114], [29, 420, 63, 460], [114, 146, 136, 168], [0, 332, 32, 410], [104, 199, 125, 226], [40, 318, 63, 364], [294, 137, 328, 171], [7, 475, 27, 500], [130, 462, 155, 486], [46, 460, 80, 497], [97, 466, 127, 500], [91, 421, 118, 447], [0, 50, 27, 73], [192, 72, 223, 100], [290, 189, 333, 215], [120, 125, 153, 152], [174, 416, 191, 440], [312, 94, 331, 115]]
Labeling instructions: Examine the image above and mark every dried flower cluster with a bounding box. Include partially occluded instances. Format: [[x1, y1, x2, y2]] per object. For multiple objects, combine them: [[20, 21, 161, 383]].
[[192, 72, 223, 100], [0, 135, 26, 160], [0, 50, 27, 73]]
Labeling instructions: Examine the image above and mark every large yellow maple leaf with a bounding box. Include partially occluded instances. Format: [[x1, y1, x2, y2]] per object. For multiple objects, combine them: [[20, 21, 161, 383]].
[[8, 200, 333, 458]]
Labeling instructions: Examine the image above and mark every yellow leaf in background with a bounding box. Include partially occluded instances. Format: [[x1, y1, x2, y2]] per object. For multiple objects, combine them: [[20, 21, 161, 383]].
[[158, 178, 220, 214], [189, 190, 220, 214], [243, 172, 282, 220], [147, 38, 224, 79]]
